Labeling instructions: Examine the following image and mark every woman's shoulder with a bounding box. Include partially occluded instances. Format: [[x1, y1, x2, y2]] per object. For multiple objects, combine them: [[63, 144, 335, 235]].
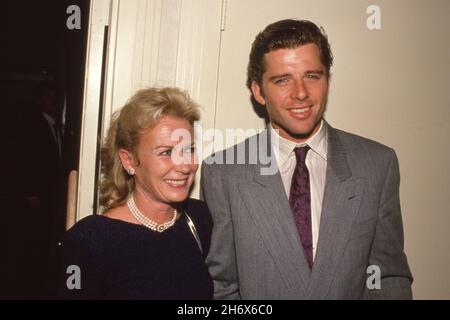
[[63, 215, 110, 244], [182, 198, 209, 213], [66, 215, 98, 233], [59, 216, 109, 298], [181, 198, 211, 226], [181, 198, 212, 254]]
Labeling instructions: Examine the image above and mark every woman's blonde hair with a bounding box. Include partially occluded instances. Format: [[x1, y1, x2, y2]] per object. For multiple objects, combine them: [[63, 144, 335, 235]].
[[99, 87, 200, 210]]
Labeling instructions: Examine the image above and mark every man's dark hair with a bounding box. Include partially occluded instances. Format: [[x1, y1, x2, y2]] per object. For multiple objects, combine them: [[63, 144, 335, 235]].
[[246, 19, 333, 90]]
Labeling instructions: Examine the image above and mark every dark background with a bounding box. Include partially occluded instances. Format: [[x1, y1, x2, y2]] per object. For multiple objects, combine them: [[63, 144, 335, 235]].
[[0, 0, 89, 299]]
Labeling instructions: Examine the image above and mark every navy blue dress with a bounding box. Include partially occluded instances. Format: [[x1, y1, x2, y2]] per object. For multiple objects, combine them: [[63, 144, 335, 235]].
[[60, 199, 213, 299]]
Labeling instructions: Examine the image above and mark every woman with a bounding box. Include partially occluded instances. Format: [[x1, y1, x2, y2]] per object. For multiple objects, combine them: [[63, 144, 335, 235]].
[[60, 87, 213, 299]]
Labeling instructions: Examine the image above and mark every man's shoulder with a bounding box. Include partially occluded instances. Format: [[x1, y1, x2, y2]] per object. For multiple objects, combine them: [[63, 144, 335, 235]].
[[331, 126, 394, 154], [327, 125, 399, 174]]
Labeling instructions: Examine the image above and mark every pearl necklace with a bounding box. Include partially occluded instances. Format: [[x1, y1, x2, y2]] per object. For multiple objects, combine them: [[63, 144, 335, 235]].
[[127, 193, 177, 232]]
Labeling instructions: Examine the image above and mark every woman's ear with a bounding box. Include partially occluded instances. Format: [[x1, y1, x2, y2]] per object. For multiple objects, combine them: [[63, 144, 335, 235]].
[[118, 149, 135, 174]]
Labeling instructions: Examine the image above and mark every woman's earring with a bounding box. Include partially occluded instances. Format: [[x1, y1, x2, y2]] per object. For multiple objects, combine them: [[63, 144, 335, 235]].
[[128, 168, 135, 176]]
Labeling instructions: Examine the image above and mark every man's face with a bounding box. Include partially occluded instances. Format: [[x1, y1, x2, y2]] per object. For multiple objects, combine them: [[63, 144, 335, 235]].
[[251, 43, 329, 143]]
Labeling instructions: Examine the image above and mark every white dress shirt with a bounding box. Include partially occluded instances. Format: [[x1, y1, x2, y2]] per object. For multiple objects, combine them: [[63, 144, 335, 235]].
[[270, 121, 328, 260]]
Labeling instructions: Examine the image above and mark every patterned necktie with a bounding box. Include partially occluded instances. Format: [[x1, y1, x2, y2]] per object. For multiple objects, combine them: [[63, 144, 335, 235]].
[[289, 146, 313, 268]]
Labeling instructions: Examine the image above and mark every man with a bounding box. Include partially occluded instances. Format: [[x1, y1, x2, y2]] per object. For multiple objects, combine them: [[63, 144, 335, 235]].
[[201, 19, 412, 299], [23, 83, 65, 298]]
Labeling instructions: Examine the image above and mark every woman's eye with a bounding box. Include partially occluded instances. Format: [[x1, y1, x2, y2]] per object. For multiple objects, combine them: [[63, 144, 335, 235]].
[[160, 149, 172, 156], [185, 146, 196, 154]]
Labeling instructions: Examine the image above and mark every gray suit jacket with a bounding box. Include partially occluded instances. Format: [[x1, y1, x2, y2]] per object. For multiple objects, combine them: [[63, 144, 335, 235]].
[[201, 123, 413, 299]]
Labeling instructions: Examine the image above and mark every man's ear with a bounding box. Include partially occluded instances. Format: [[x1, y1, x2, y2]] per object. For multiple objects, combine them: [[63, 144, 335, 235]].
[[251, 81, 266, 106], [118, 149, 135, 172]]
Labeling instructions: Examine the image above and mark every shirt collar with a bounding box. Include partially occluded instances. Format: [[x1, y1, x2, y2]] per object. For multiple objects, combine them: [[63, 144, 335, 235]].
[[270, 120, 328, 167]]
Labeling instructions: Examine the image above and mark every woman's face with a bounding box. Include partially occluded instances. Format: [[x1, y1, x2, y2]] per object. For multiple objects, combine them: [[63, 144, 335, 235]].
[[122, 115, 198, 206]]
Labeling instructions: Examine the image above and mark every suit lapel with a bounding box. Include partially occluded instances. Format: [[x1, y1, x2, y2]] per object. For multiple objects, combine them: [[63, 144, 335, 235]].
[[308, 124, 366, 298], [237, 131, 312, 297], [235, 126, 366, 298]]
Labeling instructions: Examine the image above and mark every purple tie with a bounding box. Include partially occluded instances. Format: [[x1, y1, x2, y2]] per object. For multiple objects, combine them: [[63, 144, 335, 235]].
[[289, 146, 313, 268]]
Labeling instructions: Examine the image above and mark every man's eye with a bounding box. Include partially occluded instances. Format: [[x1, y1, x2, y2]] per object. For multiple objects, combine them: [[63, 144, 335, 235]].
[[306, 73, 321, 80], [274, 77, 289, 85]]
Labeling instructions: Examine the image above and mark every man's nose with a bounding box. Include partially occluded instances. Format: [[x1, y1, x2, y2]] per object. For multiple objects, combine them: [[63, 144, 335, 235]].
[[291, 79, 308, 101]]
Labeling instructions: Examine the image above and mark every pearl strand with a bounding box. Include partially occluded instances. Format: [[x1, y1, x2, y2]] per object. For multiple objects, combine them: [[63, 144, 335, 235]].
[[127, 193, 177, 232]]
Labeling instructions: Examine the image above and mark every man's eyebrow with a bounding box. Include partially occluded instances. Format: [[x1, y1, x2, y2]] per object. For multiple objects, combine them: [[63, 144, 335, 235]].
[[267, 70, 325, 81], [305, 70, 325, 75], [267, 73, 291, 81]]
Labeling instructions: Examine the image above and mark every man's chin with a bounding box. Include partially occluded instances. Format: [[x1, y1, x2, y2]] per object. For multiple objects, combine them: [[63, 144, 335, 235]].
[[282, 126, 317, 142]]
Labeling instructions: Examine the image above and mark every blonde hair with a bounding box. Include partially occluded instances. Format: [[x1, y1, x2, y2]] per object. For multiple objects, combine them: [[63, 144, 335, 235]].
[[100, 87, 200, 210]]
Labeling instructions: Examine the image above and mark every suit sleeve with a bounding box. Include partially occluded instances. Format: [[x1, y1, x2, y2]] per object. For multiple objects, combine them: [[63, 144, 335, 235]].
[[365, 149, 413, 299], [201, 162, 241, 300]]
